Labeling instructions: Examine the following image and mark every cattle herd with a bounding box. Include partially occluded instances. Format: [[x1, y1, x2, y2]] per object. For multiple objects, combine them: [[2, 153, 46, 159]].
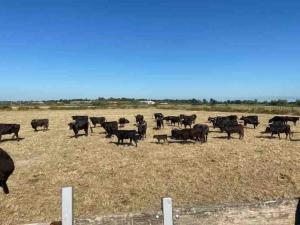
[[0, 113, 299, 195]]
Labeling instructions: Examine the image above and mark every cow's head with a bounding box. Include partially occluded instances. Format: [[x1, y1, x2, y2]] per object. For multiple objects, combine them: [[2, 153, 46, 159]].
[[68, 122, 75, 129]]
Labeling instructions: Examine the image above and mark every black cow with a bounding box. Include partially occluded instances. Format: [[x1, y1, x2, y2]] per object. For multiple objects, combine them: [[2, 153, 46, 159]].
[[240, 116, 259, 129], [180, 114, 197, 125], [0, 148, 15, 194], [193, 124, 209, 142], [169, 116, 180, 126], [213, 117, 238, 132], [137, 121, 147, 139], [101, 121, 118, 138], [208, 117, 217, 124], [171, 128, 206, 143], [223, 124, 244, 139], [0, 124, 20, 142], [154, 113, 164, 120], [156, 117, 164, 129], [171, 129, 190, 141], [135, 114, 144, 124], [119, 118, 130, 127], [269, 116, 287, 124], [72, 116, 88, 121], [90, 117, 106, 128], [68, 120, 91, 137], [181, 118, 193, 128], [285, 116, 299, 126], [112, 130, 139, 147], [265, 123, 292, 140], [31, 119, 49, 131], [163, 116, 172, 123]]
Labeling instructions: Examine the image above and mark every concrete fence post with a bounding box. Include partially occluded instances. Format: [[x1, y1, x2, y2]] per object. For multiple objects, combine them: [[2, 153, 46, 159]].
[[162, 197, 173, 225], [62, 187, 73, 225]]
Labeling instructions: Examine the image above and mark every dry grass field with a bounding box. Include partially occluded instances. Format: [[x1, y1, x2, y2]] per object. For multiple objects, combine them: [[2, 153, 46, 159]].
[[0, 109, 300, 225]]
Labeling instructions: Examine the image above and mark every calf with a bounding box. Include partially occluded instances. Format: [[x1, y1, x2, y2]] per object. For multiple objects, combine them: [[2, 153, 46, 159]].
[[119, 118, 130, 127], [0, 148, 15, 194], [240, 116, 259, 129], [31, 119, 49, 131], [101, 121, 118, 138], [112, 130, 139, 147], [223, 124, 244, 139], [90, 117, 106, 127], [0, 124, 20, 142], [266, 124, 292, 140], [68, 120, 91, 137], [153, 134, 168, 143], [137, 121, 147, 139], [193, 124, 209, 142]]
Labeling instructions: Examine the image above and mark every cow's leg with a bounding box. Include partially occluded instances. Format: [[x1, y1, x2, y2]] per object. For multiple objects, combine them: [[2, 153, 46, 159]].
[[15, 132, 19, 141], [117, 138, 120, 145], [227, 132, 230, 140], [278, 133, 281, 139], [0, 134, 2, 142], [0, 180, 9, 194], [134, 139, 137, 147]]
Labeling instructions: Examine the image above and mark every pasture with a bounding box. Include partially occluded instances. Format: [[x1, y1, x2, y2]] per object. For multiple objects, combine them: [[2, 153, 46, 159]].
[[0, 109, 300, 225]]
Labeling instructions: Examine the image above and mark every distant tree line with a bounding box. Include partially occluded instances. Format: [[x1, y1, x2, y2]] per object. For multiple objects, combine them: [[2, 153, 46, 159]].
[[1, 98, 300, 107]]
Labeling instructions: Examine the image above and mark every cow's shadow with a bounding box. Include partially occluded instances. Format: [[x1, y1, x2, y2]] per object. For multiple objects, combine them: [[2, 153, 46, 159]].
[[69, 134, 88, 139], [153, 127, 164, 130], [212, 136, 240, 140], [110, 141, 137, 147], [150, 141, 169, 145], [166, 140, 196, 144], [0, 137, 25, 143], [256, 135, 275, 139], [243, 126, 256, 130], [256, 135, 290, 140], [209, 130, 221, 133], [34, 129, 49, 132], [291, 139, 300, 142]]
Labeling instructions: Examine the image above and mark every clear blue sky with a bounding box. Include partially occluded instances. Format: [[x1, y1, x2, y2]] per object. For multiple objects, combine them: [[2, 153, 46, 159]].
[[0, 0, 299, 100]]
